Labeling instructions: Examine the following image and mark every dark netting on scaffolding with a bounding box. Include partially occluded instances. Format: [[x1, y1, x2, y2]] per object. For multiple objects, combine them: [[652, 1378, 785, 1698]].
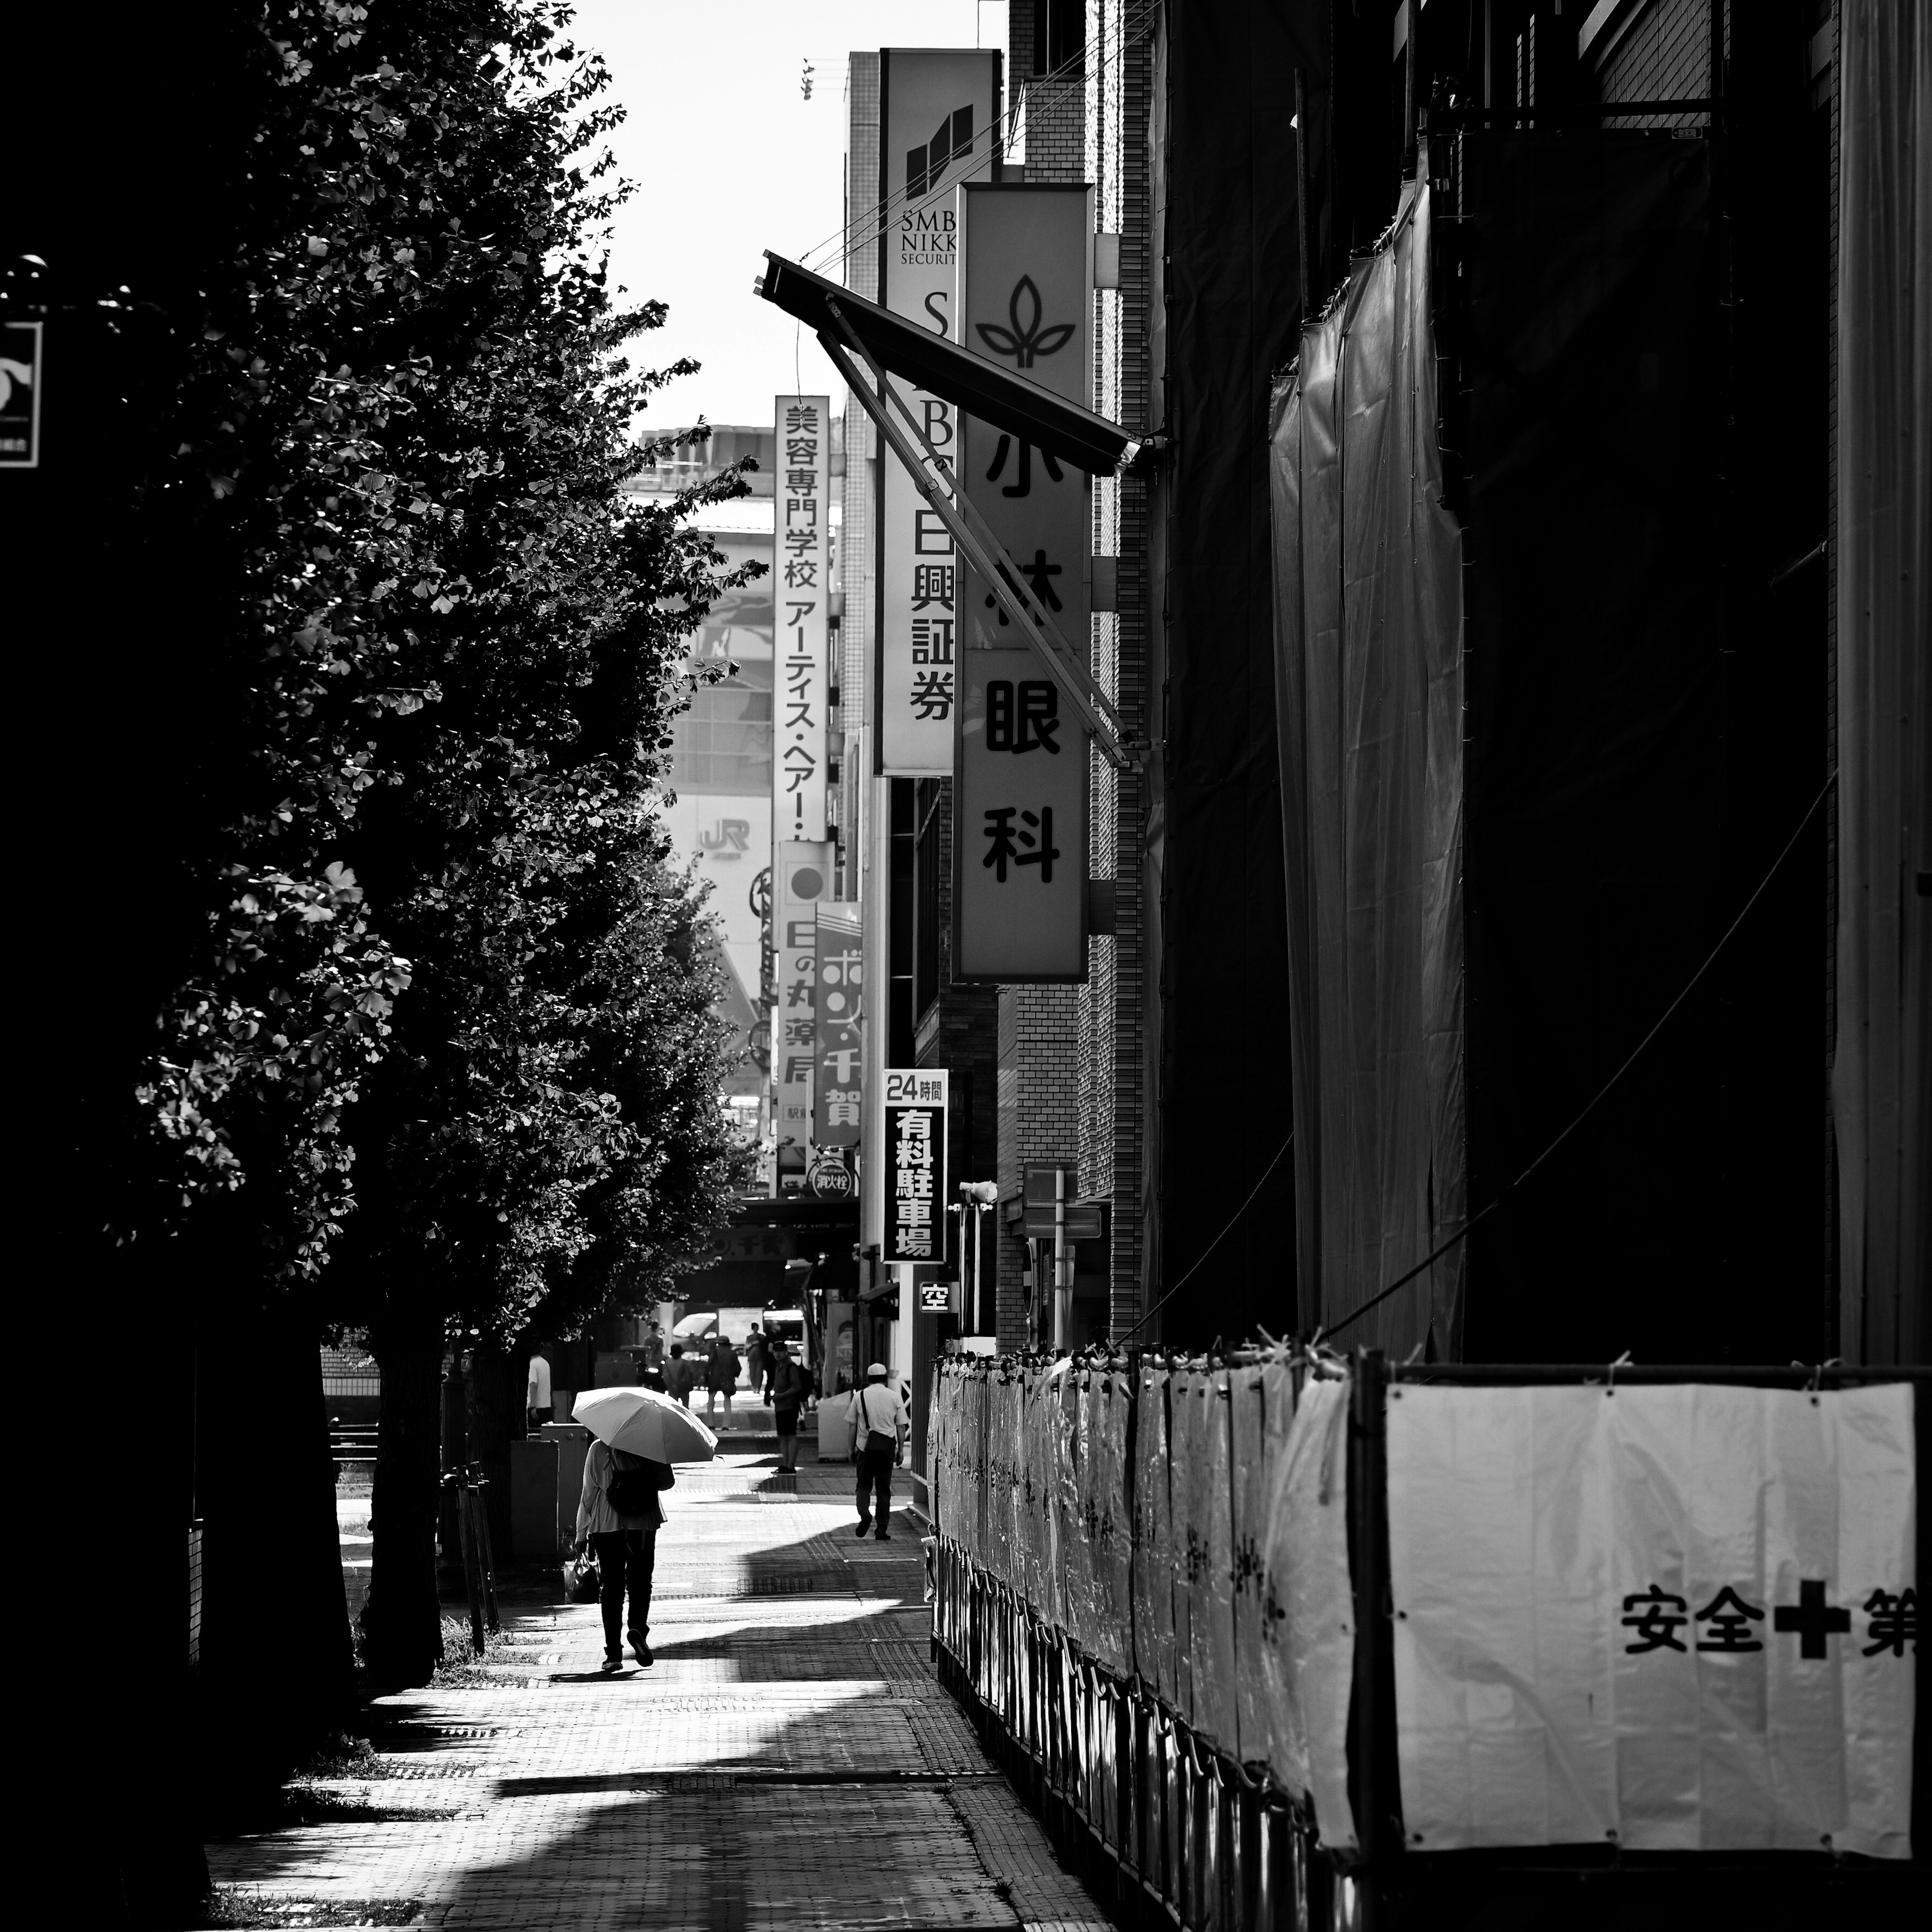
[[1270, 178, 1466, 1358]]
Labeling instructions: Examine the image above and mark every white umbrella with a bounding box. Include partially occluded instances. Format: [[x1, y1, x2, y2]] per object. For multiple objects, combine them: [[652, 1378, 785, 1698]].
[[572, 1386, 719, 1463], [672, 1311, 718, 1338]]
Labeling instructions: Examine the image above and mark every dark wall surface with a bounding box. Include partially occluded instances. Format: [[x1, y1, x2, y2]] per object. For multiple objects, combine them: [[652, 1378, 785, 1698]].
[[1149, 3, 1324, 1346]]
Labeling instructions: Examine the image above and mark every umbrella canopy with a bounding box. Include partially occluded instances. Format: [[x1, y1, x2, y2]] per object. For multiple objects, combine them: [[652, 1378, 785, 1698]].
[[672, 1311, 718, 1338], [572, 1386, 718, 1463]]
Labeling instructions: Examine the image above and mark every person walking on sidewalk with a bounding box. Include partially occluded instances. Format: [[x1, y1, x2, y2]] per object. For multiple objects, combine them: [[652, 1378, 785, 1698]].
[[525, 1343, 553, 1433], [575, 1437, 672, 1673], [704, 1333, 741, 1426], [770, 1338, 808, 1473], [744, 1325, 770, 1406], [847, 1362, 908, 1540], [663, 1342, 696, 1408]]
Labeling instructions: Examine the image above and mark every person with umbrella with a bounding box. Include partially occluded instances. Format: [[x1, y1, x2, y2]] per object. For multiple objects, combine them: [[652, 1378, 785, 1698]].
[[572, 1387, 717, 1673]]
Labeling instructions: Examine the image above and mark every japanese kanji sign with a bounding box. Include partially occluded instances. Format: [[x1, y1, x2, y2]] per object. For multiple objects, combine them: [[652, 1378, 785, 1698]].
[[874, 49, 1001, 774], [883, 1067, 949, 1264], [951, 184, 1094, 980], [771, 842, 832, 1172], [1386, 1382, 1916, 1858], [813, 902, 863, 1149], [0, 321, 42, 468], [773, 394, 831, 841]]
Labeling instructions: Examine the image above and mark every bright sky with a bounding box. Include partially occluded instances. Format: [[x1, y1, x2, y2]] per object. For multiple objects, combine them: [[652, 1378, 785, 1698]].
[[569, 1, 1010, 431]]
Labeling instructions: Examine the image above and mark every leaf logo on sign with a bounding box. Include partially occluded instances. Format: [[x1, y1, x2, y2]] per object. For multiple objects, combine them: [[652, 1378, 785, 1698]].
[[976, 276, 1075, 369]]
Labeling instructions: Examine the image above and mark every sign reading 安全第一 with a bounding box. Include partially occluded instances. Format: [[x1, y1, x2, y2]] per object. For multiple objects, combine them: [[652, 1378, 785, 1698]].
[[875, 47, 1002, 775], [773, 394, 830, 842], [953, 183, 1094, 981], [772, 841, 832, 1172], [883, 1068, 949, 1265]]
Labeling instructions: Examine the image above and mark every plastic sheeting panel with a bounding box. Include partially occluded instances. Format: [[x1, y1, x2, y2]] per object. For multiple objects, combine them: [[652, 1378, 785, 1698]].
[[1269, 179, 1465, 1355], [1386, 1382, 1917, 1858], [1262, 1371, 1356, 1850], [1088, 1367, 1135, 1678], [1133, 1364, 1178, 1705], [1193, 1367, 1241, 1753], [1168, 1367, 1201, 1724], [1232, 1361, 1296, 1763]]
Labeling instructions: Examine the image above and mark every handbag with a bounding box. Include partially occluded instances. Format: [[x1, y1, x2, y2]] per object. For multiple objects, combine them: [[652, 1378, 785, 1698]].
[[856, 1385, 896, 1460], [564, 1544, 601, 1604]]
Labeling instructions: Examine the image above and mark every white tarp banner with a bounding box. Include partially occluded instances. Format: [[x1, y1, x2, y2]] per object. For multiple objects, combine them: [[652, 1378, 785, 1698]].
[[1264, 1370, 1358, 1851], [1387, 1382, 1916, 1858]]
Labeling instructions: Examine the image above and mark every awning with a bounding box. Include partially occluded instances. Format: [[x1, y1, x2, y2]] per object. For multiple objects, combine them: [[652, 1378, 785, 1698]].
[[757, 252, 1135, 477]]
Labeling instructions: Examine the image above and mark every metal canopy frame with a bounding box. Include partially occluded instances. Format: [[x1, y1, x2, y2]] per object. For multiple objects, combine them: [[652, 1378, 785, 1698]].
[[812, 295, 1139, 773], [758, 252, 1136, 476]]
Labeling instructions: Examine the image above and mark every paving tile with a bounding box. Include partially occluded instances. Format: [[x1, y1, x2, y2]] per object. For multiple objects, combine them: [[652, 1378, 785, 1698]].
[[217, 1455, 1100, 1929]]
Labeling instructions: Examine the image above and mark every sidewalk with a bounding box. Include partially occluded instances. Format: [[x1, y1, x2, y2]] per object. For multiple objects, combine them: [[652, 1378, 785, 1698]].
[[211, 1455, 1107, 1929]]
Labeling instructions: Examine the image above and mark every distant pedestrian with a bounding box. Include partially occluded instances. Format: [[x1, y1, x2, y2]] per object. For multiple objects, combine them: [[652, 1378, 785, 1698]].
[[704, 1334, 741, 1425], [525, 1343, 553, 1433], [640, 1328, 665, 1374], [744, 1325, 770, 1403], [770, 1339, 808, 1473], [663, 1343, 697, 1408], [847, 1362, 908, 1540], [574, 1437, 671, 1673]]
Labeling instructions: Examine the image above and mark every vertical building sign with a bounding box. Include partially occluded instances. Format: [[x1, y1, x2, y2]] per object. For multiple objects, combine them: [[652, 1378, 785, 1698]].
[[875, 48, 1002, 774], [774, 395, 830, 841], [884, 1068, 949, 1264], [772, 841, 833, 1174], [814, 903, 864, 1148], [953, 184, 1094, 981]]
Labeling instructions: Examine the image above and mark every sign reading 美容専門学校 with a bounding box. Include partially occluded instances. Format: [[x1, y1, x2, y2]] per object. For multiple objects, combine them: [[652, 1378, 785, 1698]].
[[771, 842, 832, 1173], [1385, 1381, 1918, 1859], [813, 902, 863, 1149], [883, 1067, 949, 1265], [773, 395, 830, 842], [874, 48, 1002, 774], [952, 184, 1093, 981]]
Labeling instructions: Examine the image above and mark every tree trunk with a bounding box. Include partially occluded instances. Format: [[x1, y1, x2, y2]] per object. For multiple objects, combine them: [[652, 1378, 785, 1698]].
[[365, 1303, 447, 1684], [465, 1341, 516, 1558]]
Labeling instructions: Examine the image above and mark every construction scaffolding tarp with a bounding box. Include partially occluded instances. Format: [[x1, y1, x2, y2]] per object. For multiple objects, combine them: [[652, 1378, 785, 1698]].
[[933, 1351, 1353, 1829], [1268, 178, 1466, 1356]]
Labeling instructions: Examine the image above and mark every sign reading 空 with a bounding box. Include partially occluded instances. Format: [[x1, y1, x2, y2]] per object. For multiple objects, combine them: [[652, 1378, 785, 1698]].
[[773, 394, 830, 843], [953, 184, 1094, 981], [874, 48, 1002, 774]]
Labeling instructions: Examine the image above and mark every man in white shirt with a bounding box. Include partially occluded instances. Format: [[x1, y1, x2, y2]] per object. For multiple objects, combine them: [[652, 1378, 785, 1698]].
[[526, 1346, 553, 1432], [846, 1362, 908, 1541]]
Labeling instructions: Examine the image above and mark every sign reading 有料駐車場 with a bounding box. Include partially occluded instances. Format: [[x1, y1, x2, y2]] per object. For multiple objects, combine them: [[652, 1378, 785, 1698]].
[[773, 394, 830, 842], [953, 184, 1093, 981], [883, 1067, 949, 1265], [875, 48, 1002, 774], [1385, 1381, 1917, 1859], [771, 842, 832, 1174], [813, 902, 863, 1149]]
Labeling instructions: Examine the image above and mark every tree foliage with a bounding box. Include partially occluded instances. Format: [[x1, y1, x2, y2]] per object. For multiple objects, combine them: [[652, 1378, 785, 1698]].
[[136, 0, 751, 1326]]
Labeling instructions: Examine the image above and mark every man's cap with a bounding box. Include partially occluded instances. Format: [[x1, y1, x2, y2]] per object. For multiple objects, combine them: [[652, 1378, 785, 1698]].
[[866, 1361, 889, 1378]]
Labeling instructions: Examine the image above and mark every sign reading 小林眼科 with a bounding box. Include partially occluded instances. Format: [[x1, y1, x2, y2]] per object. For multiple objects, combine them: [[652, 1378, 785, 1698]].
[[882, 1067, 949, 1265], [952, 184, 1093, 981]]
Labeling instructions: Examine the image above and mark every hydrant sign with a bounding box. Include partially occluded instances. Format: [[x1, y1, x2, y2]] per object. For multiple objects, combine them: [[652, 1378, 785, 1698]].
[[1386, 1382, 1916, 1857]]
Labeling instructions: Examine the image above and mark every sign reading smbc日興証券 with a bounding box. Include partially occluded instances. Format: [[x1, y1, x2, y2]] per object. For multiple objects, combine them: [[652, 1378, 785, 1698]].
[[1386, 1382, 1916, 1858]]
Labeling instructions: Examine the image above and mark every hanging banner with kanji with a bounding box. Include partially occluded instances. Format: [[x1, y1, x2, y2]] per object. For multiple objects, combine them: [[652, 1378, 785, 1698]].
[[882, 1066, 948, 1264], [952, 182, 1093, 979], [875, 49, 1002, 773], [1386, 1382, 1916, 1858], [813, 902, 863, 1148], [771, 842, 832, 1174], [773, 394, 831, 842]]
